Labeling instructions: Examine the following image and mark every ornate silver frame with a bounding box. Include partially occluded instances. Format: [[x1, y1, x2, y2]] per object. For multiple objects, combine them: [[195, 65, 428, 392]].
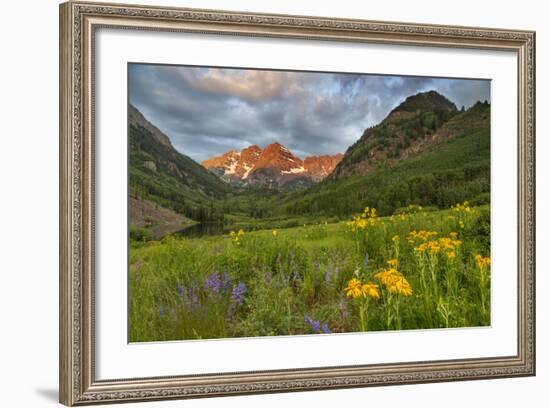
[[59, 1, 536, 405]]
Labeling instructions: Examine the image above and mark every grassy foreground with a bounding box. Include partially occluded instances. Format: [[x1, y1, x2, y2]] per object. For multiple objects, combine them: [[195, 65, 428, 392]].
[[129, 202, 490, 342]]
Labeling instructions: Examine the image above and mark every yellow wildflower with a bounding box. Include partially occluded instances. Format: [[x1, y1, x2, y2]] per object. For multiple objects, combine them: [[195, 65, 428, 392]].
[[272, 230, 277, 237], [407, 230, 438, 243], [374, 268, 397, 287], [415, 241, 440, 254], [229, 230, 243, 245], [361, 282, 380, 299], [414, 233, 461, 256], [387, 258, 398, 267], [475, 255, 490, 269], [393, 276, 413, 297], [428, 242, 440, 254], [345, 278, 363, 298], [439, 237, 455, 250], [374, 268, 413, 297], [348, 207, 378, 231], [452, 201, 473, 213]]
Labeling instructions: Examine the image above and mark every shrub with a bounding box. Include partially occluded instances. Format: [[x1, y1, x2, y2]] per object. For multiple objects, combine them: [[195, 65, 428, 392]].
[[130, 226, 153, 242]]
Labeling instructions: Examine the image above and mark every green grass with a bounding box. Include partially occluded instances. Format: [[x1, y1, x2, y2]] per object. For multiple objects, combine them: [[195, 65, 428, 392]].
[[129, 203, 490, 342]]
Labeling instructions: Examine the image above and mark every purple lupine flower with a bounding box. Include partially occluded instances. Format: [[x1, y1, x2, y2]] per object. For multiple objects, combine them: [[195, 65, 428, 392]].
[[305, 315, 319, 332], [205, 271, 232, 294], [231, 283, 247, 305], [205, 272, 221, 293], [311, 320, 321, 333], [220, 271, 231, 291], [177, 284, 185, 298], [304, 315, 329, 334], [158, 305, 165, 317]]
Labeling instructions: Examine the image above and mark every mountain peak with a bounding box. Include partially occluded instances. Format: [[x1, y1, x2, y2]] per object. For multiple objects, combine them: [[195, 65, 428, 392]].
[[331, 90, 485, 180], [264, 141, 287, 151], [392, 90, 457, 114], [202, 143, 343, 190], [253, 142, 302, 172], [129, 104, 172, 148], [244, 144, 262, 151]]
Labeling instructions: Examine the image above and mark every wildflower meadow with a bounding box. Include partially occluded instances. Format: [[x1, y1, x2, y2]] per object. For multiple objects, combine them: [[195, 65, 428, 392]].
[[129, 201, 490, 342]]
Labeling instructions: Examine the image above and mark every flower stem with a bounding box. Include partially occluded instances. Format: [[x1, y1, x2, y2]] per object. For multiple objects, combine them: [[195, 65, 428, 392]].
[[358, 301, 368, 332]]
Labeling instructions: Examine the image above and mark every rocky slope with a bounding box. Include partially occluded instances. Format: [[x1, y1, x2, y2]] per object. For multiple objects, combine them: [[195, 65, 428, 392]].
[[331, 90, 459, 179], [129, 196, 196, 240], [202, 145, 262, 181]]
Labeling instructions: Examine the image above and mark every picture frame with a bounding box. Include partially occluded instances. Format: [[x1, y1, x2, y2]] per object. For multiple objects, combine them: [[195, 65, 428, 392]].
[[59, 1, 536, 405]]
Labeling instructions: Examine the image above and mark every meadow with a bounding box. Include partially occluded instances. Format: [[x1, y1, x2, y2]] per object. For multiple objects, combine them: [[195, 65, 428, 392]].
[[129, 202, 490, 342]]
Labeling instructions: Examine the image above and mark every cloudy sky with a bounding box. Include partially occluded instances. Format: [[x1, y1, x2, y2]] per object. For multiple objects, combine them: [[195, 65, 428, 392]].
[[129, 63, 490, 162]]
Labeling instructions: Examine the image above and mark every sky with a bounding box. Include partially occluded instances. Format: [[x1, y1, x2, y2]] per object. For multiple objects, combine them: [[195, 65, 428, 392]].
[[129, 64, 490, 162]]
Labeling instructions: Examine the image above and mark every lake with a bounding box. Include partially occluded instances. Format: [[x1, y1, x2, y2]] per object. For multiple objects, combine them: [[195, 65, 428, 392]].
[[175, 223, 227, 238]]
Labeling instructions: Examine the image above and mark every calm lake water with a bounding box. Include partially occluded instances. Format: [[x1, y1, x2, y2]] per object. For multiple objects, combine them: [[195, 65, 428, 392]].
[[175, 223, 227, 238]]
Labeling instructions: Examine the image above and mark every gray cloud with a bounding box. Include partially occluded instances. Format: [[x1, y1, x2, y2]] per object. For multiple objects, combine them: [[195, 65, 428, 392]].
[[129, 64, 490, 162]]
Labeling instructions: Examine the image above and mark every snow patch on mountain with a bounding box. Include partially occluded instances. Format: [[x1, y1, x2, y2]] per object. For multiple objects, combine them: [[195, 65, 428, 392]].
[[281, 166, 306, 174]]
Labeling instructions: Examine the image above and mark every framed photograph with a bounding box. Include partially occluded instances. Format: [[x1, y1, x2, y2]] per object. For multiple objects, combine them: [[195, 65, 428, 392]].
[[59, 1, 535, 405]]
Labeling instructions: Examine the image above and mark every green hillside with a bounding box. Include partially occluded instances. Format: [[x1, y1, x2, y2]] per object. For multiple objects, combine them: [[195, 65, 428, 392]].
[[129, 105, 234, 223], [331, 91, 459, 179], [279, 101, 490, 217]]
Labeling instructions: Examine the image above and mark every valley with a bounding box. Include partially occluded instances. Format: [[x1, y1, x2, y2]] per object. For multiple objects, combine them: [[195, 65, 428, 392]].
[[127, 85, 492, 341], [129, 90, 490, 239]]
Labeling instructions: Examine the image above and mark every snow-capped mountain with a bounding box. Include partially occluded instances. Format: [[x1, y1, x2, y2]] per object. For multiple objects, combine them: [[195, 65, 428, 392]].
[[201, 142, 343, 190]]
